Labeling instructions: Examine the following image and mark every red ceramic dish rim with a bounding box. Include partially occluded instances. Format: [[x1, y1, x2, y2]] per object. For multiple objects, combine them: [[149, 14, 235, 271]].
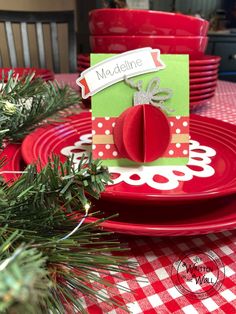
[[90, 35, 208, 39], [190, 70, 218, 77], [190, 87, 216, 95], [190, 55, 221, 63], [190, 93, 215, 101], [190, 99, 211, 106], [84, 213, 236, 236], [0, 67, 54, 73], [89, 8, 208, 24]]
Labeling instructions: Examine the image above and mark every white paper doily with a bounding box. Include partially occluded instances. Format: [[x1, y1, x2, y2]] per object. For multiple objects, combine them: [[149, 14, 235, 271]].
[[61, 134, 216, 191]]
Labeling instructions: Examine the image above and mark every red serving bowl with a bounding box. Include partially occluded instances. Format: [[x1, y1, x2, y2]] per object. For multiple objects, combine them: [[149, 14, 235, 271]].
[[90, 35, 208, 56], [89, 9, 209, 37]]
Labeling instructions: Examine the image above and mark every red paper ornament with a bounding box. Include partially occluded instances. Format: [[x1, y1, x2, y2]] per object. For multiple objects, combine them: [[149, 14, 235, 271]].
[[113, 104, 171, 162]]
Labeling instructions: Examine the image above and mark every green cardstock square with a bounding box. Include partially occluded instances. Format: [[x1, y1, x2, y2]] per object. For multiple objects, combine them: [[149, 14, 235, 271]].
[[91, 54, 189, 167]]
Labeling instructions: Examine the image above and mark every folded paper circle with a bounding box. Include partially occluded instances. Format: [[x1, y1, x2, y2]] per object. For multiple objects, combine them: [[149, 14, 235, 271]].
[[113, 104, 171, 162]]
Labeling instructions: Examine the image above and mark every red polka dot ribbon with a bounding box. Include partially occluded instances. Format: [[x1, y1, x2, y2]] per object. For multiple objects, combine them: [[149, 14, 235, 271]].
[[92, 115, 189, 160]]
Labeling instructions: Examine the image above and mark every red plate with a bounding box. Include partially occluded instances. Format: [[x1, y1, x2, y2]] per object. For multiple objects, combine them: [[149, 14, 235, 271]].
[[190, 69, 218, 78], [77, 66, 89, 73], [189, 55, 221, 65], [22, 112, 236, 204], [190, 64, 219, 72], [77, 60, 90, 68], [190, 81, 217, 90], [0, 143, 23, 182], [0, 67, 54, 81], [190, 87, 216, 96], [190, 75, 218, 84], [190, 92, 215, 101], [85, 195, 236, 236], [77, 54, 90, 62]]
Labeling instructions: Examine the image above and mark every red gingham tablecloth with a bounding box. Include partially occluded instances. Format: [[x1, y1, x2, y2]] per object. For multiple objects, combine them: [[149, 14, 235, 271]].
[[56, 74, 236, 314]]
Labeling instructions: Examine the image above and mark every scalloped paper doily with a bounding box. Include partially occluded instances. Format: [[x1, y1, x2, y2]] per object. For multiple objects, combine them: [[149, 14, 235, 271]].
[[60, 135, 216, 191]]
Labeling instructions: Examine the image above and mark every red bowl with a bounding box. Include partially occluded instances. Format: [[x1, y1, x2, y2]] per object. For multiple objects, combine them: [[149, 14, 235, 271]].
[[90, 35, 208, 56], [89, 9, 209, 37]]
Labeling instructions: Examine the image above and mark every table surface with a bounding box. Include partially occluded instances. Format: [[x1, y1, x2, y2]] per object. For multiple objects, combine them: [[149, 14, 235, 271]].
[[56, 74, 236, 314]]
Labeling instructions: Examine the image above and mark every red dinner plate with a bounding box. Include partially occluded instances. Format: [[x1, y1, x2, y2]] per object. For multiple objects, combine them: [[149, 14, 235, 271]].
[[189, 55, 221, 65], [190, 69, 218, 78], [85, 195, 236, 236], [0, 143, 23, 182], [190, 64, 219, 72], [77, 60, 90, 68], [22, 112, 236, 204], [190, 92, 215, 101], [190, 87, 216, 96], [190, 81, 217, 90], [190, 75, 218, 84], [0, 67, 54, 81], [77, 54, 90, 61]]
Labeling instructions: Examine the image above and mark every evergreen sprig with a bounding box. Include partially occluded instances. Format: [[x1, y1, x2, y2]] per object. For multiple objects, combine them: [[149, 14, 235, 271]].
[[0, 71, 80, 146], [0, 156, 136, 313], [0, 231, 51, 314]]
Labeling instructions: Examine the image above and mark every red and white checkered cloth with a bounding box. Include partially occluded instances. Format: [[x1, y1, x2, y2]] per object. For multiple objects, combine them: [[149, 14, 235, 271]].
[[56, 74, 236, 314]]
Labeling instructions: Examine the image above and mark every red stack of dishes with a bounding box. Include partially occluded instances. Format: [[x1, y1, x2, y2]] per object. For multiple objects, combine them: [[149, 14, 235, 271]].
[[0, 67, 55, 81], [189, 55, 221, 109], [78, 9, 221, 110]]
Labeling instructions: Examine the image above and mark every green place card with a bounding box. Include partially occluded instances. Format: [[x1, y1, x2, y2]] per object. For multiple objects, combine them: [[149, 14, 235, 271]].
[[91, 53, 189, 167]]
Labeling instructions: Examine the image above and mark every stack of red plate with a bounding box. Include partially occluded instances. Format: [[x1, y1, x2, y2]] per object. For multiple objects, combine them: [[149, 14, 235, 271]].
[[190, 55, 221, 109], [77, 54, 221, 111], [77, 54, 90, 74], [0, 67, 55, 81]]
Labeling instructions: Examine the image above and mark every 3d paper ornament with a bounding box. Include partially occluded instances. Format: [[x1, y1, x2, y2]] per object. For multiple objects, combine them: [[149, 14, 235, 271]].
[[113, 77, 172, 162]]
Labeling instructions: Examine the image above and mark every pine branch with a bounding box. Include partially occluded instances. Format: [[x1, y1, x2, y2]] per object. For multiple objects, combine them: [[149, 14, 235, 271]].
[[0, 156, 137, 313], [0, 71, 80, 146], [0, 231, 51, 314]]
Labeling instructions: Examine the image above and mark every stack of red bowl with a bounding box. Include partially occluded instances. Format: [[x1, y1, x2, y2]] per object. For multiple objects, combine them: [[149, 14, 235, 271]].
[[78, 9, 220, 110], [89, 9, 209, 55]]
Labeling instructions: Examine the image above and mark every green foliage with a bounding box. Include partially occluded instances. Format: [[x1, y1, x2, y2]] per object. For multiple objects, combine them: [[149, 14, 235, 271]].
[[0, 71, 80, 146], [0, 231, 50, 314], [0, 157, 135, 313]]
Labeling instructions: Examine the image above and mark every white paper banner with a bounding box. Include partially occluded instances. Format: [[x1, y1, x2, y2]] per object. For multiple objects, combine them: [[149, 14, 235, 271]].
[[77, 47, 165, 99]]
